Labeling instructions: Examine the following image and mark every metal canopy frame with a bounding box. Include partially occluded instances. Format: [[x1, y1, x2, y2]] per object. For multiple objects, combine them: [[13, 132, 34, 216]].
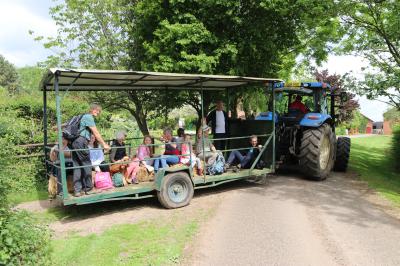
[[42, 68, 280, 204], [40, 68, 282, 91]]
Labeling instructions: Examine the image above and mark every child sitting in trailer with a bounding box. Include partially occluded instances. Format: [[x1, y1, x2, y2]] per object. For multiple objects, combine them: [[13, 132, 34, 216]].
[[49, 137, 74, 196], [180, 134, 203, 175], [126, 135, 155, 183], [88, 134, 109, 173]]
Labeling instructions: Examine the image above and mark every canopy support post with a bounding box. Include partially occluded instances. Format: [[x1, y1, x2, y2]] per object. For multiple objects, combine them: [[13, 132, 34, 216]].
[[271, 82, 276, 173], [55, 72, 69, 198], [43, 86, 48, 172], [201, 84, 206, 182]]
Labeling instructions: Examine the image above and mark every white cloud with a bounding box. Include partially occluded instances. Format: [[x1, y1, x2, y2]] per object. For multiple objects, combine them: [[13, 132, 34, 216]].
[[0, 1, 57, 66]]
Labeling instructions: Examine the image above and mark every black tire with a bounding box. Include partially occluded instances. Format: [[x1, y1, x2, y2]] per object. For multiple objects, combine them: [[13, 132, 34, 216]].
[[157, 172, 194, 209], [334, 137, 351, 172], [299, 124, 335, 181]]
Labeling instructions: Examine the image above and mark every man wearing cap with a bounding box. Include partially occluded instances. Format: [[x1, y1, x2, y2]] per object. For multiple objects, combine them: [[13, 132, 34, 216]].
[[206, 100, 229, 151]]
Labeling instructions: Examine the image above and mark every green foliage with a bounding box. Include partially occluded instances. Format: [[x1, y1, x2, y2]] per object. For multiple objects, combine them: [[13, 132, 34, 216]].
[[342, 110, 369, 133], [36, 0, 345, 134], [335, 125, 347, 135], [392, 125, 400, 172], [339, 0, 400, 109], [314, 69, 359, 124], [132, 0, 342, 76], [0, 55, 19, 94], [383, 107, 400, 124], [34, 0, 130, 68], [17, 66, 45, 94], [0, 209, 52, 265]]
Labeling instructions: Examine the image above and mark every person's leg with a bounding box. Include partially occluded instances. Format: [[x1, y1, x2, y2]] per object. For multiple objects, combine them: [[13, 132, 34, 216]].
[[55, 166, 63, 194], [72, 137, 92, 193], [227, 150, 244, 165], [72, 155, 83, 194], [165, 155, 179, 165], [126, 159, 139, 178], [214, 133, 227, 151], [153, 158, 160, 172], [226, 151, 236, 164], [240, 153, 255, 169]]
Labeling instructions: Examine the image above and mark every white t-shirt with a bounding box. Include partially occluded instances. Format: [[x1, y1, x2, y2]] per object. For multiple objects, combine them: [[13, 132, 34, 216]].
[[215, 110, 226, 134]]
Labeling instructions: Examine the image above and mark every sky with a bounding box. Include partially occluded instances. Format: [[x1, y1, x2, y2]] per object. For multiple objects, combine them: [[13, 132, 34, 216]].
[[0, 0, 390, 121]]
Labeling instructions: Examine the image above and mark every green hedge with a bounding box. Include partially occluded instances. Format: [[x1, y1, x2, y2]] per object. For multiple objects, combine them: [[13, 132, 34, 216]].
[[392, 124, 400, 172], [0, 209, 52, 265]]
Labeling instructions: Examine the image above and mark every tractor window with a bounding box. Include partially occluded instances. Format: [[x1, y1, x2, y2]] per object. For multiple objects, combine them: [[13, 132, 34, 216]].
[[275, 92, 289, 114], [303, 96, 314, 112]]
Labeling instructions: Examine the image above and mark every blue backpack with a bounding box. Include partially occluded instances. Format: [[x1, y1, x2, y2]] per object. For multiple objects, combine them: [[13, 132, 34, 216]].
[[207, 153, 225, 175]]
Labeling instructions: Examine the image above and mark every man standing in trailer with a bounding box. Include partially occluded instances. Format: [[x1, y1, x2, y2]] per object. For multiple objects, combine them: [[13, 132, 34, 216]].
[[71, 103, 110, 197], [207, 100, 229, 151]]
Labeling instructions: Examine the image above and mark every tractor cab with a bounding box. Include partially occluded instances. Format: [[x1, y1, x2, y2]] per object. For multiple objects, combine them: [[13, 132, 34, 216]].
[[273, 82, 332, 127]]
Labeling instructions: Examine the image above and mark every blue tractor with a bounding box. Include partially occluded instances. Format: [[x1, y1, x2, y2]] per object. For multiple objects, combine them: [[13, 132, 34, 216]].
[[256, 82, 351, 180]]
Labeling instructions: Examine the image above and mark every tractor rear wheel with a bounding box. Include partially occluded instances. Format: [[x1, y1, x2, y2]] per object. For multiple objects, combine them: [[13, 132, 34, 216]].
[[334, 137, 351, 172], [299, 124, 335, 181]]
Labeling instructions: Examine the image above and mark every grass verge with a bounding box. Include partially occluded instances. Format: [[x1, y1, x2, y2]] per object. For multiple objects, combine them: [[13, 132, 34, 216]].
[[51, 216, 199, 265], [8, 188, 48, 205], [349, 135, 400, 205]]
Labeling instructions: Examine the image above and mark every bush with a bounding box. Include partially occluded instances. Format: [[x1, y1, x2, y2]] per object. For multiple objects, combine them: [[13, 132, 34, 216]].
[[392, 124, 400, 172], [0, 209, 52, 265]]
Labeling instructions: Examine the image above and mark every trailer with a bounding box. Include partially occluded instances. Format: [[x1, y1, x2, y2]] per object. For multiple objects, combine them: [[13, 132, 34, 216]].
[[41, 69, 281, 208]]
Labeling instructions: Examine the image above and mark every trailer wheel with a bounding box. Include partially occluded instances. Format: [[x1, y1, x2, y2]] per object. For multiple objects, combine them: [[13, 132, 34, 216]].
[[157, 172, 194, 209], [299, 124, 335, 181], [334, 137, 351, 172]]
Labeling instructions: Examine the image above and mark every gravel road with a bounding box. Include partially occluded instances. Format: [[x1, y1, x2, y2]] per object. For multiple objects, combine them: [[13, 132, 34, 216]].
[[188, 172, 400, 266]]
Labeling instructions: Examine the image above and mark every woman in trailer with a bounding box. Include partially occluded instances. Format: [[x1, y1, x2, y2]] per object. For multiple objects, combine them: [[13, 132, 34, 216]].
[[126, 135, 155, 182], [180, 134, 203, 175]]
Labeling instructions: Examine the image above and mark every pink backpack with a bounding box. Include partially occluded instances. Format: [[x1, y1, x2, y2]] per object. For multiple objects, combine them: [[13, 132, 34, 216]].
[[94, 172, 113, 190]]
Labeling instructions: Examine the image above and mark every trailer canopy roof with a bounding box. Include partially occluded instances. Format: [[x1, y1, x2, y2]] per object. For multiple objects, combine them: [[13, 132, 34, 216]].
[[40, 68, 282, 91]]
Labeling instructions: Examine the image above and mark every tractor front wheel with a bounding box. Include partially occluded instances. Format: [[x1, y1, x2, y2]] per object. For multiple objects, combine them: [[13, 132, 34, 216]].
[[299, 124, 335, 181], [334, 137, 351, 172]]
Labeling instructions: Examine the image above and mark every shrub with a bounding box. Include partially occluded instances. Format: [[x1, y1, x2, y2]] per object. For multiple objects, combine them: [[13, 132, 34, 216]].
[[0, 209, 52, 265], [392, 124, 400, 172]]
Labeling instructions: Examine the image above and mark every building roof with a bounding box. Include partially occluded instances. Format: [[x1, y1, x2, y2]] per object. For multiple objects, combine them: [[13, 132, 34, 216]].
[[360, 113, 374, 122], [40, 68, 282, 91]]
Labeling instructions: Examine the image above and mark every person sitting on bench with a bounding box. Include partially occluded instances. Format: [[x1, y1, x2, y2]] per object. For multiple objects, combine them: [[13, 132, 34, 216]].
[[225, 135, 262, 170]]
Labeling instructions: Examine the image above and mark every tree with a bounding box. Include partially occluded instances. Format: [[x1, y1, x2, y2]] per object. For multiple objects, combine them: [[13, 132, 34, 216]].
[[339, 0, 400, 109], [314, 69, 359, 124], [383, 107, 400, 123], [39, 0, 344, 134], [0, 54, 19, 94], [130, 0, 343, 123]]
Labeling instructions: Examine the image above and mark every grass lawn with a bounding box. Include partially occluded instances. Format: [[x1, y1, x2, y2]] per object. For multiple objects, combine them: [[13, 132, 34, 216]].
[[51, 215, 201, 265], [349, 135, 400, 205]]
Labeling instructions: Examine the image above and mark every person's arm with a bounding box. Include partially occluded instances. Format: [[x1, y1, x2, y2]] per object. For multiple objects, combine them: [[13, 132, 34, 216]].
[[49, 146, 57, 162], [110, 147, 117, 163], [89, 126, 110, 151], [64, 149, 72, 158], [206, 111, 213, 125]]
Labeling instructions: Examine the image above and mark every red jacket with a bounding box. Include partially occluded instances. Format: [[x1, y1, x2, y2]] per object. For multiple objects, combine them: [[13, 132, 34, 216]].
[[289, 100, 307, 114]]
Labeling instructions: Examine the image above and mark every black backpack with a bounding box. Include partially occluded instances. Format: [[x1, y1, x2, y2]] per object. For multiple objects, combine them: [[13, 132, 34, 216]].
[[62, 115, 84, 141]]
